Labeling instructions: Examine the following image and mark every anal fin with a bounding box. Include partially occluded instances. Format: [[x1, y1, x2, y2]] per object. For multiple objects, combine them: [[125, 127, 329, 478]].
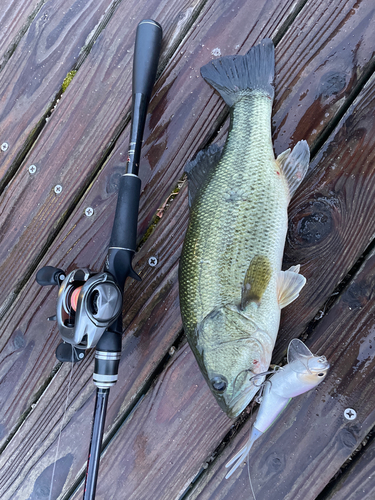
[[277, 265, 306, 309]]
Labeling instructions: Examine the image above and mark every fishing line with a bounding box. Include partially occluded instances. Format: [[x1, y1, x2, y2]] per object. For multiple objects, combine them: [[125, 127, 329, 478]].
[[48, 347, 76, 500], [245, 403, 256, 500], [247, 458, 256, 500]]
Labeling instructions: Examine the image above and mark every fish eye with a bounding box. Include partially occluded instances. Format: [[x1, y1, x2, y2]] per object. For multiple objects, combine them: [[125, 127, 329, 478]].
[[210, 375, 228, 393]]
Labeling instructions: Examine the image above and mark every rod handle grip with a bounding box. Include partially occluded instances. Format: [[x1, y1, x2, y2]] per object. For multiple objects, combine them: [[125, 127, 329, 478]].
[[133, 20, 162, 101]]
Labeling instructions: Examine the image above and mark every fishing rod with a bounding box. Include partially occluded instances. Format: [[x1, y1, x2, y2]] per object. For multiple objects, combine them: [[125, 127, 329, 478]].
[[36, 19, 162, 499]]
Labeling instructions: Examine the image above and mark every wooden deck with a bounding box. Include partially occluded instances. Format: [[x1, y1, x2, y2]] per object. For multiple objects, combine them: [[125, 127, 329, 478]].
[[0, 0, 375, 498]]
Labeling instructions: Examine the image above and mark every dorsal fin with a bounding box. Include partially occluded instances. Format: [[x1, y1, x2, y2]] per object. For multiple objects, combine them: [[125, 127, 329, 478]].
[[276, 141, 310, 198], [241, 255, 272, 310], [185, 144, 223, 207]]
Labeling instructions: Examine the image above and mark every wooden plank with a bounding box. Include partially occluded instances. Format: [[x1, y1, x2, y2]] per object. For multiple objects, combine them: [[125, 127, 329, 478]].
[[69, 73, 375, 500], [70, 342, 231, 500], [1, 0, 375, 498], [0, 0, 204, 446], [185, 242, 375, 500], [0, 0, 314, 496], [0, 0, 115, 185], [272, 0, 375, 153], [0, 185, 187, 498], [0, 0, 205, 316], [0, 0, 44, 70], [322, 438, 375, 500]]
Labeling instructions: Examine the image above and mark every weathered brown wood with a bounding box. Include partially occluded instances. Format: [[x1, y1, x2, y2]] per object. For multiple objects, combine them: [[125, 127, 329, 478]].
[[0, 0, 43, 70], [0, 0, 375, 498], [0, 0, 204, 446], [0, 185, 187, 498], [272, 0, 375, 153], [0, 0, 115, 185], [0, 0, 205, 316], [322, 438, 375, 500], [69, 342, 231, 500], [68, 74, 375, 499], [274, 70, 375, 360], [0, 0, 317, 495], [185, 242, 375, 500]]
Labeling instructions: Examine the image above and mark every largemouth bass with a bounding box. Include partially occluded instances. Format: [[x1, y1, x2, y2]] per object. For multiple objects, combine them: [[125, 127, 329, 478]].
[[225, 339, 330, 478], [179, 39, 310, 418]]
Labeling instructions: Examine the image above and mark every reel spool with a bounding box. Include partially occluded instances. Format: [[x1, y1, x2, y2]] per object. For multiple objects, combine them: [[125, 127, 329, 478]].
[[36, 266, 123, 360]]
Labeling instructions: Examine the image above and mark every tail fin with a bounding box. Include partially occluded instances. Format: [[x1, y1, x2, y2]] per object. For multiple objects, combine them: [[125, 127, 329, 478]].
[[200, 39, 275, 107]]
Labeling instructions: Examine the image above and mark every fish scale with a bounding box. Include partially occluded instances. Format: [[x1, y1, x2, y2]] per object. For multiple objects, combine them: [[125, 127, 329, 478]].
[[180, 94, 288, 333], [179, 39, 309, 418]]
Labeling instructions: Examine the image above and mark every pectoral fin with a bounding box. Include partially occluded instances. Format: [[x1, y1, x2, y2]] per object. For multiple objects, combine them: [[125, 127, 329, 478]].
[[277, 265, 306, 309], [185, 144, 223, 207], [241, 255, 272, 309], [276, 141, 310, 198]]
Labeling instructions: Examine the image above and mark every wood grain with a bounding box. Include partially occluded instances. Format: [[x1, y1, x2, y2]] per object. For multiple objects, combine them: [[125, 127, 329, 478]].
[[0, 0, 204, 315], [322, 438, 375, 500], [0, 0, 114, 185], [186, 243, 375, 500], [70, 342, 232, 500], [0, 0, 44, 70], [272, 0, 375, 153], [274, 71, 375, 360], [1, 0, 375, 498]]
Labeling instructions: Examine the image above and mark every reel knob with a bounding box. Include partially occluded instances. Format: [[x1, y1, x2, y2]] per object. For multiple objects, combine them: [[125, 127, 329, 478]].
[[36, 266, 65, 286]]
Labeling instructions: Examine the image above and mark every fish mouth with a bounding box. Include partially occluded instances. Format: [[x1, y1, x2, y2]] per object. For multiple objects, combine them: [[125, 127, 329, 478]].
[[226, 376, 265, 418]]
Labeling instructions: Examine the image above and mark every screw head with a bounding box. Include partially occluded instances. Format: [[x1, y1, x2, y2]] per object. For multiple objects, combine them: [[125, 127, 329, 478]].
[[78, 352, 84, 359], [1, 142, 9, 151], [54, 184, 62, 194], [148, 256, 158, 267], [29, 165, 37, 174], [344, 408, 357, 420], [85, 207, 94, 217]]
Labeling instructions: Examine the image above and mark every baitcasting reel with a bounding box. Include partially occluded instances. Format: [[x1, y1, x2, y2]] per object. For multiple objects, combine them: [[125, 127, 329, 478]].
[[36, 265, 123, 361]]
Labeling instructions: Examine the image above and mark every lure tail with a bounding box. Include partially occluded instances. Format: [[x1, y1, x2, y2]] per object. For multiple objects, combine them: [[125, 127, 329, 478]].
[[200, 38, 275, 107], [225, 426, 263, 478]]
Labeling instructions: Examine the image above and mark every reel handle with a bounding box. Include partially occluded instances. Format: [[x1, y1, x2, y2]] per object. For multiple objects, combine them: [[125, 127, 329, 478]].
[[36, 266, 65, 286]]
